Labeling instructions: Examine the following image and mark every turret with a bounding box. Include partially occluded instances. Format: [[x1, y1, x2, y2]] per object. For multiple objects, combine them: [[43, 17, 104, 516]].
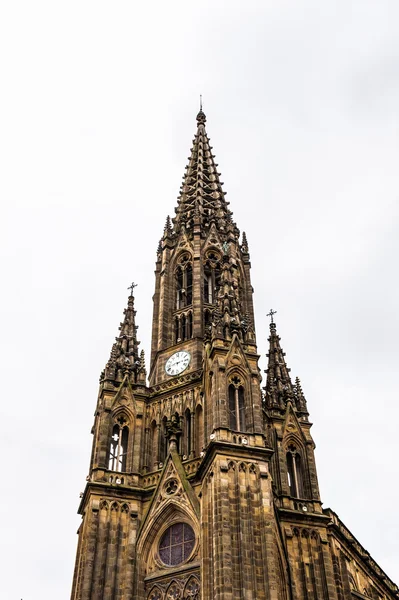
[[264, 318, 321, 509]]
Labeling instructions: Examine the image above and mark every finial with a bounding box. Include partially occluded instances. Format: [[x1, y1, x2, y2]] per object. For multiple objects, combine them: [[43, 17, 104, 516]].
[[164, 215, 173, 235], [267, 309, 277, 324], [128, 282, 138, 297], [196, 95, 206, 125]]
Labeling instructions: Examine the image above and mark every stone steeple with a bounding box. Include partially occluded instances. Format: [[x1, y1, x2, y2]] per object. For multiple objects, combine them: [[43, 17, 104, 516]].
[[264, 320, 294, 410], [102, 290, 145, 385], [173, 109, 238, 238], [71, 108, 399, 600]]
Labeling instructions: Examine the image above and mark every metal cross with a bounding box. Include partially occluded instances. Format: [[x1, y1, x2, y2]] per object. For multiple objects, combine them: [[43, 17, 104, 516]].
[[267, 309, 277, 323], [128, 282, 138, 296], [200, 94, 203, 111]]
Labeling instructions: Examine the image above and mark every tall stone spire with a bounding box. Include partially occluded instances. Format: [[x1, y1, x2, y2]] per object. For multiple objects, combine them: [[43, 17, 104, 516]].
[[173, 110, 238, 237], [103, 290, 141, 384], [264, 321, 294, 410]]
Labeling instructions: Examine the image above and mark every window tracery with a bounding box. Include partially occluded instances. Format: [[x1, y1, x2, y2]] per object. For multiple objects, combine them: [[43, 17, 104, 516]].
[[203, 251, 221, 304], [158, 523, 195, 567], [108, 417, 129, 472], [176, 255, 193, 310], [286, 443, 304, 498], [228, 376, 246, 431]]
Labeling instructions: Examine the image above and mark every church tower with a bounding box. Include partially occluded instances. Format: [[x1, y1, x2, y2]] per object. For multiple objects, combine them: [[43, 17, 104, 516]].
[[71, 110, 398, 600]]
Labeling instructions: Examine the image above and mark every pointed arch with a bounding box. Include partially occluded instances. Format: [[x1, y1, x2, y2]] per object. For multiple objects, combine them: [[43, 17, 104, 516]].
[[136, 500, 199, 581], [166, 580, 182, 600], [108, 421, 129, 472], [183, 575, 200, 599], [203, 250, 221, 304], [284, 436, 309, 499], [147, 585, 163, 600], [174, 253, 193, 309], [228, 374, 246, 432]]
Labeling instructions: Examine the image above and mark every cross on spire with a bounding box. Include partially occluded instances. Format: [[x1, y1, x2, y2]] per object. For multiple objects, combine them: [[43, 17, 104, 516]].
[[267, 309, 277, 324], [128, 282, 138, 296], [200, 94, 203, 111]]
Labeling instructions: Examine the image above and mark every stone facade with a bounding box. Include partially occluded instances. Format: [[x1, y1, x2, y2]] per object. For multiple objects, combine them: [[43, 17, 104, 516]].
[[70, 110, 398, 600]]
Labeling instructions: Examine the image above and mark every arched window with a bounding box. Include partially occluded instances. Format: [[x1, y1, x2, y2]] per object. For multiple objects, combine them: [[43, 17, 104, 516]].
[[176, 256, 193, 309], [108, 422, 129, 472], [228, 377, 246, 431], [187, 312, 193, 339], [286, 444, 304, 498], [176, 266, 184, 309], [204, 253, 221, 304], [181, 314, 186, 341]]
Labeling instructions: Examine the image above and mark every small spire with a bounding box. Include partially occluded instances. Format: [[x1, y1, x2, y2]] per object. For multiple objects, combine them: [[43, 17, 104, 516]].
[[241, 231, 249, 253], [294, 376, 309, 416], [104, 290, 141, 384], [139, 349, 146, 370], [264, 319, 293, 410], [163, 215, 173, 238]]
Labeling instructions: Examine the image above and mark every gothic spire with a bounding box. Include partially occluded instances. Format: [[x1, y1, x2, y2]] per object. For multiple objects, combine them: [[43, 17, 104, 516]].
[[173, 110, 238, 236], [103, 290, 141, 383], [294, 376, 309, 417], [264, 321, 294, 411], [241, 231, 249, 254]]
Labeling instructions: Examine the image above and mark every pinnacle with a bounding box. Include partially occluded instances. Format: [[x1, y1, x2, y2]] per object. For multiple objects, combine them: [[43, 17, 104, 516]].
[[164, 215, 173, 237], [103, 290, 141, 384], [241, 231, 249, 253], [294, 376, 309, 415], [264, 320, 294, 410]]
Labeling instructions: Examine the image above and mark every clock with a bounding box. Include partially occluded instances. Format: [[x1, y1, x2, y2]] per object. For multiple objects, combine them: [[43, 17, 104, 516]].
[[165, 351, 191, 376]]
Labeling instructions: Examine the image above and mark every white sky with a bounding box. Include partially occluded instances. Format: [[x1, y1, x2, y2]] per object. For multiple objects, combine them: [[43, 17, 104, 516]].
[[1, 1, 398, 598]]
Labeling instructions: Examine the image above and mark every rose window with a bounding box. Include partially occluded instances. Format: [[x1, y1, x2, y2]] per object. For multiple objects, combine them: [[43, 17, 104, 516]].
[[159, 523, 195, 566]]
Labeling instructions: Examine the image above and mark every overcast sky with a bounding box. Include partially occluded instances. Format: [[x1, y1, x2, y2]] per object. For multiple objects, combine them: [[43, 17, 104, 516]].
[[1, 1, 398, 598]]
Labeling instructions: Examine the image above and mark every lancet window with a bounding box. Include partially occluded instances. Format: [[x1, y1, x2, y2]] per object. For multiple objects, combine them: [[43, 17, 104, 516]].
[[286, 444, 304, 498], [108, 418, 129, 472], [175, 255, 193, 309], [228, 376, 246, 431], [203, 252, 221, 304], [174, 311, 193, 343]]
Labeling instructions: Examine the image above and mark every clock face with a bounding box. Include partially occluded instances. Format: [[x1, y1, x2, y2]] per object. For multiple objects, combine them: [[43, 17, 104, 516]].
[[165, 351, 191, 376]]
